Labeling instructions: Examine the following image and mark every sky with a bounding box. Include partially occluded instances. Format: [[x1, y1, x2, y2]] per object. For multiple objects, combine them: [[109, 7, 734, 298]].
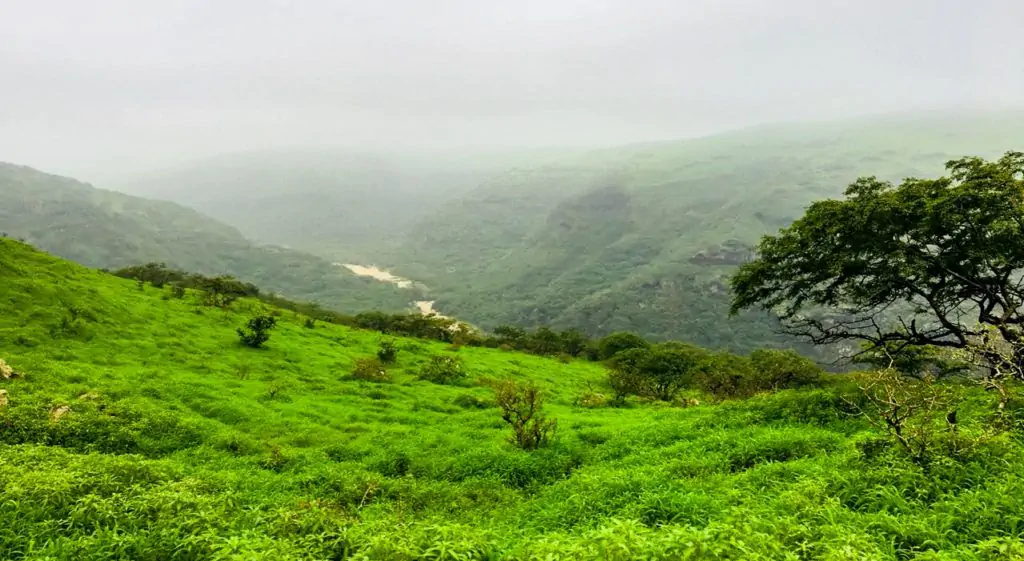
[[2, 0, 1023, 177]]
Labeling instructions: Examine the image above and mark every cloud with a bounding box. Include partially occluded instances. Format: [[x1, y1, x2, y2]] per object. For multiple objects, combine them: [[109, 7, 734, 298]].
[[1, 0, 1022, 176]]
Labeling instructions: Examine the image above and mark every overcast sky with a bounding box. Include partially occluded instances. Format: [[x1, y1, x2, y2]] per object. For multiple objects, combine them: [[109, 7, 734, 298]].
[[2, 0, 1023, 177]]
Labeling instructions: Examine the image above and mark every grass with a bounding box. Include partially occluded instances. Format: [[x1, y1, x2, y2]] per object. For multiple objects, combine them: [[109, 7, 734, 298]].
[[2, 238, 1024, 560]]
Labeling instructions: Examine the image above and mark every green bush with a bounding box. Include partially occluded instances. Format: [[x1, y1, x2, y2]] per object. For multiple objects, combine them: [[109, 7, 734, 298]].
[[747, 349, 822, 390], [493, 379, 556, 450], [419, 355, 466, 385], [597, 332, 651, 361], [237, 314, 277, 348], [352, 357, 390, 382], [377, 338, 399, 364]]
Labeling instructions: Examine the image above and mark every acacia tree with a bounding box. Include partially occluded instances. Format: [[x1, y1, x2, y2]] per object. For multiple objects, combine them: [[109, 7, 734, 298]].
[[731, 152, 1024, 376]]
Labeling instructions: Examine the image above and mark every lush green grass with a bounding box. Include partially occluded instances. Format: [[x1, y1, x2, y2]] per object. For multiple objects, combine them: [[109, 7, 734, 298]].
[[2, 239, 1024, 560]]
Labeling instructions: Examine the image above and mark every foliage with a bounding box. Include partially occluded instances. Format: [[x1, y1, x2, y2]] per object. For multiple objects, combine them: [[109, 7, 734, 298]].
[[351, 357, 390, 382], [597, 332, 651, 361], [732, 152, 1024, 371], [747, 349, 822, 390], [844, 369, 990, 465], [609, 343, 710, 401], [237, 314, 278, 348], [376, 338, 399, 364], [493, 379, 557, 450], [6, 238, 1024, 559], [418, 355, 467, 384]]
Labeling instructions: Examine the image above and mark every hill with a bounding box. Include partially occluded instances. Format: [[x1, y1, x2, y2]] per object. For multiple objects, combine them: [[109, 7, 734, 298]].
[[111, 149, 576, 261], [379, 110, 1024, 351], [2, 239, 1023, 559], [0, 162, 415, 313]]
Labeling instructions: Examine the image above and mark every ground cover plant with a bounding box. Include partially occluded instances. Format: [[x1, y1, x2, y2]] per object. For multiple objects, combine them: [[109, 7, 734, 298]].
[[2, 238, 1024, 560]]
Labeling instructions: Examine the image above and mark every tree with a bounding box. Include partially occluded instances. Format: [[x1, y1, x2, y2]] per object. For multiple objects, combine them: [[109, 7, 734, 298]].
[[731, 152, 1024, 375], [493, 379, 556, 450], [559, 329, 589, 357], [608, 343, 709, 401], [237, 315, 277, 348], [748, 349, 822, 390], [596, 332, 650, 361], [199, 275, 257, 308]]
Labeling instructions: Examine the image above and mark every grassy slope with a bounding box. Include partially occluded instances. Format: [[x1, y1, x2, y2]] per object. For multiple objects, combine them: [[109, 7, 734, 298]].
[[2, 239, 1024, 560], [387, 111, 1024, 350], [0, 162, 415, 313]]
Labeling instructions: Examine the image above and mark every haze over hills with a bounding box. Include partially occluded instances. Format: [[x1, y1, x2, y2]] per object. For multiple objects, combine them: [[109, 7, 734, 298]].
[[376, 110, 1024, 350], [0, 162, 416, 313], [94, 110, 1024, 353], [111, 148, 579, 261]]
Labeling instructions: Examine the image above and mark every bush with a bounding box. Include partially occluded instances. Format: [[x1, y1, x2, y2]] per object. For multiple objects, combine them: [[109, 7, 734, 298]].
[[352, 357, 390, 382], [237, 315, 277, 348], [748, 349, 822, 390], [303, 317, 316, 329], [494, 379, 556, 450], [608, 343, 710, 402], [845, 369, 986, 465], [419, 355, 466, 385], [574, 385, 609, 408], [597, 332, 651, 361], [377, 338, 399, 364]]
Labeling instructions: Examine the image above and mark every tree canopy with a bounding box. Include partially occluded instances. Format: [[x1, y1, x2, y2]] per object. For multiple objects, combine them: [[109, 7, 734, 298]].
[[731, 152, 1024, 373]]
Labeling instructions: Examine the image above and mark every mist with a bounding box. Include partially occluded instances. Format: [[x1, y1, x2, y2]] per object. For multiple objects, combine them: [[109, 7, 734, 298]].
[[2, 0, 1023, 178]]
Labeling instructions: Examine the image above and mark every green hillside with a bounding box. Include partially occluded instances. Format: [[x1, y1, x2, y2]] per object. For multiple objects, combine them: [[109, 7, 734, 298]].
[[2, 239, 1024, 559], [0, 162, 415, 313], [383, 111, 1024, 351], [112, 149, 576, 261]]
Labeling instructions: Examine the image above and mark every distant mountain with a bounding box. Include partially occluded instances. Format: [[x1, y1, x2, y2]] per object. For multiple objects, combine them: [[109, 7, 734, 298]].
[[0, 162, 414, 313], [112, 149, 574, 262], [378, 110, 1024, 351]]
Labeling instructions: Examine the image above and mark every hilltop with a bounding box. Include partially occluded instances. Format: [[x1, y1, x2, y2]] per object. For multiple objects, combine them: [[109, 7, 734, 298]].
[[1, 238, 1023, 559]]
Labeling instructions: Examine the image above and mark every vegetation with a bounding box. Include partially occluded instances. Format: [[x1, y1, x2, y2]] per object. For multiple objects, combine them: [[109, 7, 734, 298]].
[[4, 238, 1024, 558], [732, 152, 1024, 368], [377, 112, 1024, 352], [418, 355, 468, 385], [0, 163, 414, 314], [237, 314, 278, 348], [493, 379, 557, 450]]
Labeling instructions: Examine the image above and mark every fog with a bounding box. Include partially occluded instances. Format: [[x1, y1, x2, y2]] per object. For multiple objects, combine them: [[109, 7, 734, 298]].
[[2, 0, 1023, 177]]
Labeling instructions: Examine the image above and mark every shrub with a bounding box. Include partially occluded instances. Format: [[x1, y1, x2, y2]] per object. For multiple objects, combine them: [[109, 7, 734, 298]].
[[606, 365, 649, 403], [237, 315, 277, 348], [494, 379, 556, 450], [574, 385, 609, 408], [693, 353, 753, 400], [352, 357, 390, 382], [303, 317, 316, 329], [170, 284, 187, 299], [596, 332, 650, 360], [419, 355, 466, 385], [844, 369, 984, 465], [608, 343, 710, 402], [377, 338, 399, 364], [748, 349, 822, 390]]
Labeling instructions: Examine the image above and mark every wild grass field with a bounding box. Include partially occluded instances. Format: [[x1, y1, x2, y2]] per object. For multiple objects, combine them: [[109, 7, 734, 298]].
[[2, 238, 1024, 560]]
